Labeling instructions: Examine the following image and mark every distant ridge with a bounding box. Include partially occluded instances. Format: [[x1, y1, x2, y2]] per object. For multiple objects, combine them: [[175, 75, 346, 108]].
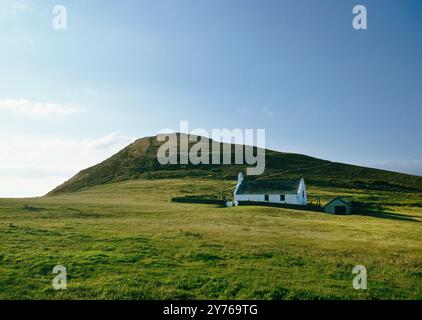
[[48, 134, 422, 195]]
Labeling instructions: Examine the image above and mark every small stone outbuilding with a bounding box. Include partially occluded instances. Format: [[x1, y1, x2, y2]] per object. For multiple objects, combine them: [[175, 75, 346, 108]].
[[325, 197, 352, 215]]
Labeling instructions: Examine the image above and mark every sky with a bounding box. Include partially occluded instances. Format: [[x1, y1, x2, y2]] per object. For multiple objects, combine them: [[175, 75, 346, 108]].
[[0, 0, 421, 197]]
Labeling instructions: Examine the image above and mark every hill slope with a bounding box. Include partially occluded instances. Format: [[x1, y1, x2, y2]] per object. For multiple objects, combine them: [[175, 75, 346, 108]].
[[3, 177, 422, 299], [48, 134, 422, 195]]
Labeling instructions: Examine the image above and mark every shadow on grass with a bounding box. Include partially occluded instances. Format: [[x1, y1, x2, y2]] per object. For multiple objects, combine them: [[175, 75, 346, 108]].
[[172, 197, 420, 222], [352, 202, 419, 223], [22, 205, 45, 212], [171, 197, 226, 207]]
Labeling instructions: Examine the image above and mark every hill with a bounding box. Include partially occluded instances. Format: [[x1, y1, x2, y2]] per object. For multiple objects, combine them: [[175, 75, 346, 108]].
[[48, 134, 422, 196], [3, 135, 421, 300]]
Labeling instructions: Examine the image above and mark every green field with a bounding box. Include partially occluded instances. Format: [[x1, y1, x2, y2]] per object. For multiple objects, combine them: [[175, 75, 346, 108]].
[[1, 178, 421, 300]]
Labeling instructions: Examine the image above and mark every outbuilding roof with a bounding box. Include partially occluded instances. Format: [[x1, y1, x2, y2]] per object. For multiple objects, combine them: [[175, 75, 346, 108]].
[[325, 197, 351, 207], [235, 179, 300, 195]]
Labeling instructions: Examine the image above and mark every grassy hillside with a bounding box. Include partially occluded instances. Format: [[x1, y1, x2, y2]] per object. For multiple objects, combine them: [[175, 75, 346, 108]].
[[2, 134, 420, 300], [0, 178, 421, 299], [48, 134, 422, 196]]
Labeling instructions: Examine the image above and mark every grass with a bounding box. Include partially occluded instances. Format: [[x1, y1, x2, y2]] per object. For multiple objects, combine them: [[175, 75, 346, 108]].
[[0, 178, 421, 300]]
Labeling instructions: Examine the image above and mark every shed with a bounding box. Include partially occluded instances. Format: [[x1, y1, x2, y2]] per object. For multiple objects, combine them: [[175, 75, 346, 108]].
[[325, 197, 352, 215]]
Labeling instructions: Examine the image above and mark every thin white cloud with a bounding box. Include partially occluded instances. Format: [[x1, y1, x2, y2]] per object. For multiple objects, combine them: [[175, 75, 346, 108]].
[[0, 99, 85, 117], [354, 160, 422, 176], [262, 107, 274, 117], [0, 132, 136, 197], [236, 107, 248, 113], [0, 0, 28, 16], [83, 132, 135, 151], [235, 106, 274, 116]]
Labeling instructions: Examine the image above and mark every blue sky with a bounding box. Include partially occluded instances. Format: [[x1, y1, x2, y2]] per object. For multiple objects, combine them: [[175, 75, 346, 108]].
[[0, 0, 421, 197]]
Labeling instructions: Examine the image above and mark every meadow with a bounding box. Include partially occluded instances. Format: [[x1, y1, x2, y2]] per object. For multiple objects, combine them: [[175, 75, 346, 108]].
[[0, 178, 421, 300]]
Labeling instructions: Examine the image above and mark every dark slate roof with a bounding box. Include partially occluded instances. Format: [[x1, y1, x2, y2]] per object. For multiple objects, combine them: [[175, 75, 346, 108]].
[[236, 179, 300, 195], [325, 197, 351, 207]]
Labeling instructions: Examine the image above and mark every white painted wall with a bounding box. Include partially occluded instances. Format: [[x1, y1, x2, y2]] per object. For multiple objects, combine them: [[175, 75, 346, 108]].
[[268, 195, 282, 203], [234, 194, 265, 202], [297, 178, 307, 205], [234, 193, 304, 205], [286, 194, 301, 205]]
